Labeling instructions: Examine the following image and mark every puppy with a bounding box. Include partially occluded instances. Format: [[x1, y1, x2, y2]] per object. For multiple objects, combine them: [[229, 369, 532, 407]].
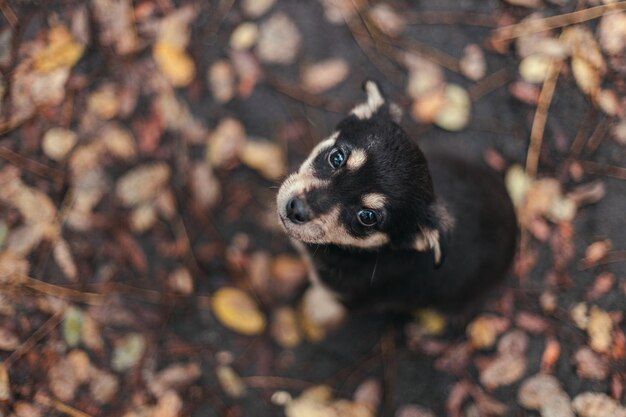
[[277, 81, 518, 329]]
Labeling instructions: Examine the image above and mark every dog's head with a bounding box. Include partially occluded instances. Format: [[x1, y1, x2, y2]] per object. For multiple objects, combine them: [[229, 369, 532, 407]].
[[277, 81, 450, 266]]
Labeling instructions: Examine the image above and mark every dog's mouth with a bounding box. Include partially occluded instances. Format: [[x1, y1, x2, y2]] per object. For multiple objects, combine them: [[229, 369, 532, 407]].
[[278, 212, 325, 243]]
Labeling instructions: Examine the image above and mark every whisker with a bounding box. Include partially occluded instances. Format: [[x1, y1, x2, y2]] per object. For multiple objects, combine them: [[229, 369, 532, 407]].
[[370, 251, 379, 286]]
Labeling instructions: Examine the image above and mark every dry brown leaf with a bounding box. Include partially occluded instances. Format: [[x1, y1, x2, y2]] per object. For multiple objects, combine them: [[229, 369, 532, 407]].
[[410, 90, 446, 124], [540, 338, 560, 372], [33, 25, 84, 73], [189, 163, 221, 209], [497, 329, 529, 357], [155, 90, 208, 143], [87, 84, 120, 120], [503, 0, 542, 8], [353, 378, 381, 410], [585, 272, 614, 301], [0, 327, 19, 351], [518, 374, 566, 410], [208, 59, 236, 103], [466, 315, 509, 349], [92, 0, 139, 55], [0, 363, 10, 402], [587, 306, 613, 353], [167, 268, 194, 295], [256, 13, 302, 65], [271, 306, 301, 348], [596, 89, 622, 117], [42, 128, 77, 161], [396, 405, 436, 417], [207, 118, 246, 168], [598, 12, 626, 55], [573, 347, 609, 380], [239, 138, 286, 180], [433, 84, 471, 131], [572, 392, 625, 417], [540, 394, 574, 417], [100, 123, 136, 160], [405, 55, 445, 99], [460, 44, 486, 81], [519, 55, 555, 83], [153, 391, 183, 417], [583, 240, 612, 266], [89, 368, 119, 405], [320, 0, 358, 24], [515, 311, 549, 334], [148, 363, 201, 397], [13, 402, 42, 417], [241, 0, 276, 18], [211, 287, 266, 335], [49, 350, 92, 401], [302, 59, 349, 94], [216, 365, 247, 398], [81, 313, 104, 352], [509, 80, 541, 104], [153, 42, 196, 87], [611, 119, 626, 145], [479, 354, 526, 390], [414, 309, 447, 336], [368, 3, 406, 38], [53, 238, 78, 282], [230, 23, 259, 50], [115, 163, 171, 207]]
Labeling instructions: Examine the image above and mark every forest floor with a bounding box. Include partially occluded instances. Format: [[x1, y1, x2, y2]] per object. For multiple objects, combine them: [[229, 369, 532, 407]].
[[0, 0, 625, 416]]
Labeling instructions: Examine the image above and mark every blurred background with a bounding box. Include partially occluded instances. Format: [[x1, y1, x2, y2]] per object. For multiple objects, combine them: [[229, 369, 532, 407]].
[[0, 0, 624, 416]]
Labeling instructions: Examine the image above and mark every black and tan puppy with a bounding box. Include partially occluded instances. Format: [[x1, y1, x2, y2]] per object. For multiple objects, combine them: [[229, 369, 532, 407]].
[[277, 81, 517, 328]]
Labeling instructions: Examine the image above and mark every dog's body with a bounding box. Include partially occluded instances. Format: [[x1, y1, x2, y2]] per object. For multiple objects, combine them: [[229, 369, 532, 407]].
[[277, 81, 517, 327]]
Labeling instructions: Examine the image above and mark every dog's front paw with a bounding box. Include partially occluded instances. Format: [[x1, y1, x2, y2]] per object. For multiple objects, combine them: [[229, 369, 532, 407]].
[[301, 285, 347, 335]]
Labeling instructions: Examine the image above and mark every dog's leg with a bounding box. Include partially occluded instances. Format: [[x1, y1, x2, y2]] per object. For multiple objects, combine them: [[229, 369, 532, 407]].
[[302, 283, 347, 328]]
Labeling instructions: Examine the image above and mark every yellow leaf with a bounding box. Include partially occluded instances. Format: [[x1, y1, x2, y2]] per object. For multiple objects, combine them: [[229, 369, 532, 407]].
[[467, 316, 498, 349], [588, 306, 613, 353], [414, 309, 447, 335], [34, 25, 84, 73], [153, 41, 195, 87], [211, 287, 266, 335]]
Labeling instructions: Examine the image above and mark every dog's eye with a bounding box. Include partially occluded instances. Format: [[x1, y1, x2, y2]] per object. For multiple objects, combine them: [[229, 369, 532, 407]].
[[357, 209, 377, 226], [328, 148, 345, 169]]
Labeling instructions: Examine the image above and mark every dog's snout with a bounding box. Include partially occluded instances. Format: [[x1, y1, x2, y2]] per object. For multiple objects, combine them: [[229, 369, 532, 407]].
[[286, 197, 310, 224]]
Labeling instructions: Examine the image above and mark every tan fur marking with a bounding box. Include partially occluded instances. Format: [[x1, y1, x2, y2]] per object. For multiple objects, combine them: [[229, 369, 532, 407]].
[[289, 207, 389, 248], [361, 193, 387, 210], [350, 81, 386, 120], [299, 132, 339, 175], [347, 148, 367, 170], [414, 228, 441, 265]]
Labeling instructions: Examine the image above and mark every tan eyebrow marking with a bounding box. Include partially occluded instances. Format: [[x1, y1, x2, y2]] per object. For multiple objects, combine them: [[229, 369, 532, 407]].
[[298, 132, 339, 175], [361, 193, 387, 209], [347, 148, 367, 170]]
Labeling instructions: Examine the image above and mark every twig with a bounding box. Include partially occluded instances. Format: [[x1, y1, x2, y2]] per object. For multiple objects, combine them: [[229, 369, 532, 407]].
[[468, 68, 511, 101], [20, 275, 105, 305], [243, 376, 313, 390], [384, 37, 460, 73], [3, 309, 64, 368], [574, 160, 626, 180], [406, 11, 497, 27], [585, 118, 610, 155], [35, 393, 93, 417], [525, 61, 562, 178], [569, 107, 596, 157], [0, 0, 17, 28], [264, 74, 348, 113], [493, 2, 626, 41], [0, 146, 65, 184]]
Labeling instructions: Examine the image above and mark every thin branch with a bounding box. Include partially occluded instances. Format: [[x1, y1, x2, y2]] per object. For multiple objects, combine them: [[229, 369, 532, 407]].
[[574, 159, 626, 180], [4, 309, 64, 368], [20, 275, 105, 305], [468, 68, 511, 101], [406, 11, 497, 27], [493, 2, 626, 41], [0, 146, 65, 184], [525, 61, 562, 178]]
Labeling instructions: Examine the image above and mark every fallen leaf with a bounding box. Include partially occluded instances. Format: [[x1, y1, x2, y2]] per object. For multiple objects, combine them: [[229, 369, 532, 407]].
[[396, 404, 436, 417], [405, 55, 445, 99], [167, 268, 194, 295], [571, 302, 589, 329], [587, 306, 613, 353], [433, 84, 471, 131], [81, 313, 104, 352], [0, 327, 19, 351], [573, 347, 609, 380], [271, 306, 301, 348], [598, 12, 626, 56], [153, 41, 196, 87], [466, 315, 509, 349], [211, 287, 266, 335], [572, 392, 624, 417], [89, 368, 119, 405], [87, 84, 120, 120], [519, 55, 555, 83], [239, 138, 286, 180], [13, 402, 42, 417], [217, 365, 247, 398], [99, 123, 136, 160], [62, 306, 84, 347], [497, 329, 529, 356], [611, 119, 626, 145], [518, 374, 566, 410], [153, 391, 183, 417], [503, 0, 542, 8], [92, 0, 140, 55], [53, 239, 78, 282], [585, 272, 614, 301], [256, 13, 302, 65], [241, 0, 276, 18], [414, 309, 447, 336], [208, 59, 236, 103], [582, 240, 612, 267], [368, 3, 406, 38], [189, 162, 221, 209], [42, 128, 77, 161], [509, 80, 541, 104], [460, 44, 486, 81], [479, 354, 526, 390], [115, 163, 171, 207], [148, 362, 201, 397], [111, 333, 146, 372], [207, 118, 246, 168], [230, 22, 259, 50], [540, 394, 574, 417], [540, 338, 560, 372], [0, 363, 10, 402], [301, 58, 349, 94], [353, 378, 381, 410], [33, 25, 84, 72], [515, 311, 549, 334]]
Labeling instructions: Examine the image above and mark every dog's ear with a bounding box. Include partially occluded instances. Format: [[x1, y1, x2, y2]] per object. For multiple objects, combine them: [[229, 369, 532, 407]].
[[351, 80, 402, 123], [401, 202, 454, 268]]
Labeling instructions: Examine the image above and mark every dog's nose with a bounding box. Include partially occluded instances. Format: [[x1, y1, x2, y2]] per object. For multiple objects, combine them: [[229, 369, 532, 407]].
[[286, 197, 310, 224]]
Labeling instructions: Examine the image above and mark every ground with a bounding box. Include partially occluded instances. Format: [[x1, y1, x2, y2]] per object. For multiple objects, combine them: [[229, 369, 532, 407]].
[[0, 0, 625, 416]]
